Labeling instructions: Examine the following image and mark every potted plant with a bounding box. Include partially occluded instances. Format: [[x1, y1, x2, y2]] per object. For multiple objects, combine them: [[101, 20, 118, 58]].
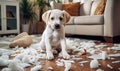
[[36, 0, 50, 34], [20, 0, 36, 33], [37, 0, 50, 21], [50, 0, 62, 3], [54, 0, 62, 3]]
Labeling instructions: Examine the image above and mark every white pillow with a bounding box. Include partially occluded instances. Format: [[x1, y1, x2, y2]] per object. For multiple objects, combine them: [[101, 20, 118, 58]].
[[61, 0, 69, 4], [81, 0, 93, 3], [50, 1, 63, 10], [72, 0, 81, 2], [90, 0, 101, 15], [72, 0, 91, 3], [72, 0, 93, 3], [80, 0, 93, 16]]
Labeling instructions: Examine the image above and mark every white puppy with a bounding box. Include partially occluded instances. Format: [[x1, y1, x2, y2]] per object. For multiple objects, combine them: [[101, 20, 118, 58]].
[[40, 9, 71, 60]]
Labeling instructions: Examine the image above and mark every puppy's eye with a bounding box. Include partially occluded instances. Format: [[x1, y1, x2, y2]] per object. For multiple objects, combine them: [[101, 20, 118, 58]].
[[51, 17, 54, 20], [59, 17, 63, 21]]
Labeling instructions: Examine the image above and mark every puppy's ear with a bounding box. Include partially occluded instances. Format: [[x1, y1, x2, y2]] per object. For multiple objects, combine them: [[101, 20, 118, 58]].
[[42, 10, 51, 23], [63, 10, 71, 24]]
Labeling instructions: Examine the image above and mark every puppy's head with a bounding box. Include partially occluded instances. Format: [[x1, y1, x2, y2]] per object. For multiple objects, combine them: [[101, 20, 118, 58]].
[[42, 9, 70, 30]]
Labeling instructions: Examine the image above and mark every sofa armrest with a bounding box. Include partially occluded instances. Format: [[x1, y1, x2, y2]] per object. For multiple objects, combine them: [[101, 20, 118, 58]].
[[104, 0, 120, 37]]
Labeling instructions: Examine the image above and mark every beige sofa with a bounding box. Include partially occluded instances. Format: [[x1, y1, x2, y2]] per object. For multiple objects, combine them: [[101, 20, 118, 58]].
[[50, 0, 120, 42]]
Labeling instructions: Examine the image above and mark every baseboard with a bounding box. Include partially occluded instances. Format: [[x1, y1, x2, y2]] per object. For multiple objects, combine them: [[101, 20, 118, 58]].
[[104, 36, 120, 43], [65, 34, 120, 43]]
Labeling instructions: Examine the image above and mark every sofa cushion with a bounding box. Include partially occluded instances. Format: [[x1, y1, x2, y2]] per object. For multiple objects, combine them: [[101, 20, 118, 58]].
[[74, 25, 103, 36], [80, 0, 93, 16], [65, 25, 103, 36], [63, 2, 80, 16], [74, 15, 104, 25]]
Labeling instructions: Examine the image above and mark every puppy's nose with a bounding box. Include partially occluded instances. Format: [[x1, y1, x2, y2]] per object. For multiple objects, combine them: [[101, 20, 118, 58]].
[[55, 24, 60, 29]]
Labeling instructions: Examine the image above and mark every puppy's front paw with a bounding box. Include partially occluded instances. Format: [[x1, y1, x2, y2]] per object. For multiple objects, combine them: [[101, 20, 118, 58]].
[[62, 52, 70, 59], [46, 51, 54, 60]]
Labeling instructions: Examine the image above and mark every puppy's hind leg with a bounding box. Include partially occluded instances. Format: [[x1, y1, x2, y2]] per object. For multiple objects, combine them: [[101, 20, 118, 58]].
[[39, 41, 46, 53], [39, 32, 46, 52]]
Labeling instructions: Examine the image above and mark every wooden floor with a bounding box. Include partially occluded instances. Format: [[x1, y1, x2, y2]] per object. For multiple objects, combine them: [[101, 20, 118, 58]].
[[25, 57, 120, 71], [24, 43, 120, 71], [0, 43, 120, 71]]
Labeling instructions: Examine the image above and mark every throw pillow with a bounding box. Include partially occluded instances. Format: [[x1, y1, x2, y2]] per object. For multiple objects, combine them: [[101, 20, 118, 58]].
[[80, 1, 93, 16], [90, 0, 101, 15], [50, 1, 63, 10], [9, 32, 33, 48], [9, 35, 33, 48], [94, 0, 107, 15], [72, 0, 80, 3], [63, 2, 80, 16]]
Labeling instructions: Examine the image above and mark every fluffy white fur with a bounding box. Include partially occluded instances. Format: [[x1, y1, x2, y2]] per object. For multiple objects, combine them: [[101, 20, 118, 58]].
[[101, 51, 108, 60], [90, 59, 99, 68], [48, 67, 53, 70], [107, 64, 113, 69], [40, 9, 71, 60], [1, 68, 11, 71], [56, 59, 73, 71], [64, 62, 71, 71], [8, 60, 24, 71], [30, 65, 42, 71], [0, 55, 9, 66], [96, 69, 104, 71]]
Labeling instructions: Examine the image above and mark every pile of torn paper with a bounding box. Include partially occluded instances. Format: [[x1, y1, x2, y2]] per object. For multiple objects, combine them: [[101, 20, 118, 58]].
[[0, 35, 120, 71]]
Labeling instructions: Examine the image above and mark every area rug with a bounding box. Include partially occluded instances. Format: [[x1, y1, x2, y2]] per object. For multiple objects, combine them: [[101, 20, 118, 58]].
[[0, 35, 120, 71]]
